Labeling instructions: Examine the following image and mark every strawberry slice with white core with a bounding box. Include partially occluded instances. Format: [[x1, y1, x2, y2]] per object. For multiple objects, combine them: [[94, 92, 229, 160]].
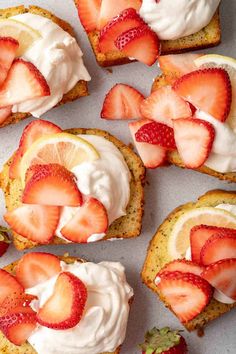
[[61, 197, 108, 243], [200, 234, 236, 266], [158, 53, 203, 84], [99, 8, 145, 53], [173, 68, 232, 122], [173, 118, 215, 169], [101, 83, 144, 119], [190, 225, 236, 264], [98, 0, 142, 29], [135, 121, 176, 150], [129, 119, 167, 168], [16, 252, 62, 288], [22, 163, 82, 207], [157, 271, 213, 323], [202, 258, 236, 300], [157, 260, 204, 277], [0, 37, 19, 86], [115, 25, 159, 66], [0, 269, 24, 306], [9, 119, 62, 180], [37, 272, 87, 329], [4, 204, 60, 244], [0, 310, 36, 346], [140, 86, 192, 127], [76, 0, 102, 32], [0, 106, 12, 124], [0, 59, 50, 108]]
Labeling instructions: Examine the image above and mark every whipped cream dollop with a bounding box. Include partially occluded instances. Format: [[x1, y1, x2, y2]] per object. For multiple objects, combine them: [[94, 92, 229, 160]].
[[139, 0, 220, 40], [26, 261, 133, 354], [11, 13, 90, 117], [56, 135, 131, 241]]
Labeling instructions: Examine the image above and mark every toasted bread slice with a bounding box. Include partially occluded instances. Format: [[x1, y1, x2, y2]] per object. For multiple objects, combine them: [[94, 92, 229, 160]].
[[0, 128, 145, 250], [74, 0, 221, 67], [0, 255, 124, 354], [151, 74, 236, 183], [142, 189, 236, 331], [0, 5, 89, 128]]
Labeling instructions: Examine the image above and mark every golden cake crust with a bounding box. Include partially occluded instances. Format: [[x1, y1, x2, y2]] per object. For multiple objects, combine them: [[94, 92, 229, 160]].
[[0, 5, 89, 128]]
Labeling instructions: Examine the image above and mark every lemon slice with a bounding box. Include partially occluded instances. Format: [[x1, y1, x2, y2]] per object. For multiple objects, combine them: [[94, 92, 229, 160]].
[[20, 133, 100, 184], [0, 19, 41, 56], [168, 207, 236, 260], [195, 54, 236, 130]]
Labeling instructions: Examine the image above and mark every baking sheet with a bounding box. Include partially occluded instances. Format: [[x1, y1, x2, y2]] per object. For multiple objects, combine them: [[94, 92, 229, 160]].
[[0, 0, 236, 353]]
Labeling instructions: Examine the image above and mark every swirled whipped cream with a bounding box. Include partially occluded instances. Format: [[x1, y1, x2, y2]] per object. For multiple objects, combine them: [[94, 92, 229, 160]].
[[11, 13, 90, 117], [26, 261, 133, 354], [139, 0, 221, 40], [56, 135, 131, 242]]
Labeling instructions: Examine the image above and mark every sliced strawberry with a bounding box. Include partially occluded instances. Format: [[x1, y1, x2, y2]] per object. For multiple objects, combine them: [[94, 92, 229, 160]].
[[101, 83, 144, 120], [190, 225, 236, 264], [0, 59, 50, 108], [173, 118, 215, 169], [9, 119, 62, 180], [115, 25, 159, 66], [61, 198, 108, 243], [76, 0, 102, 32], [22, 164, 82, 207], [158, 53, 203, 84], [202, 259, 236, 300], [200, 234, 236, 266], [98, 0, 142, 29], [16, 252, 61, 288], [0, 37, 19, 87], [0, 269, 24, 306], [4, 204, 60, 244], [135, 121, 176, 150], [129, 119, 167, 168], [99, 8, 144, 53], [157, 260, 204, 277], [0, 310, 36, 346], [173, 68, 232, 122], [0, 106, 12, 124], [37, 272, 87, 329], [0, 227, 10, 257], [157, 271, 212, 323], [140, 86, 192, 127], [0, 293, 37, 316]]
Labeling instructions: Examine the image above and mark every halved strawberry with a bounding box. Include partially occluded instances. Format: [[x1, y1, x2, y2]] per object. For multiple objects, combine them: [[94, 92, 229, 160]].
[[4, 204, 60, 244], [99, 8, 144, 53], [173, 118, 215, 169], [202, 258, 236, 300], [140, 86, 192, 127], [37, 272, 87, 329], [190, 225, 236, 264], [129, 119, 167, 168], [0, 293, 37, 316], [101, 83, 144, 120], [173, 68, 232, 122], [157, 260, 204, 277], [98, 0, 142, 29], [76, 0, 102, 32], [156, 271, 212, 323], [135, 121, 176, 150], [115, 25, 159, 66], [0, 106, 12, 124], [16, 252, 62, 288], [0, 269, 24, 306], [22, 164, 82, 207], [0, 59, 50, 108], [0, 37, 19, 86], [200, 234, 236, 266], [61, 198, 108, 243], [158, 53, 203, 84], [9, 119, 62, 180]]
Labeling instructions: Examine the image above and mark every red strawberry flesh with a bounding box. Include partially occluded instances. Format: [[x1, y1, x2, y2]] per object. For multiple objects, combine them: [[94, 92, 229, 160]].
[[0, 37, 19, 87], [0, 269, 24, 307], [157, 259, 204, 277]]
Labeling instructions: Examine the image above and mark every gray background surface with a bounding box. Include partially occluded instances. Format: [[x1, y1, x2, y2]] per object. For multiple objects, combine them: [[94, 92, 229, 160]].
[[0, 0, 236, 353]]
